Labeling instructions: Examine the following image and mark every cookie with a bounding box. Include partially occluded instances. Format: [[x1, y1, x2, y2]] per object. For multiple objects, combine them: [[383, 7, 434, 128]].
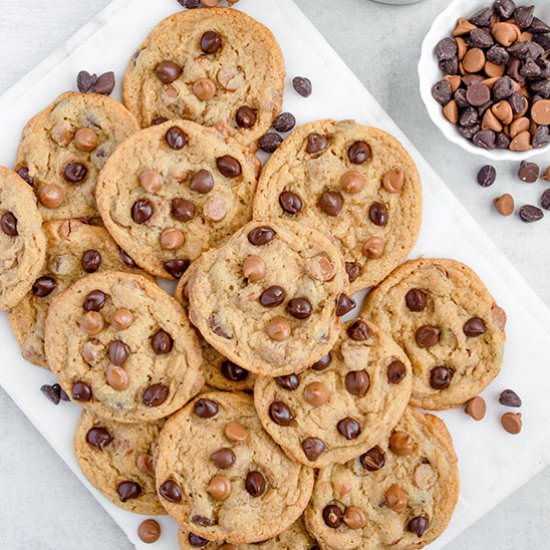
[[0, 166, 46, 311], [74, 410, 165, 515], [187, 220, 348, 377], [15, 92, 139, 221], [253, 120, 422, 293], [8, 219, 144, 367], [363, 258, 506, 410], [122, 7, 284, 148], [175, 264, 256, 391], [96, 120, 260, 280], [155, 391, 314, 544], [305, 407, 459, 550], [178, 517, 317, 549], [254, 318, 412, 467], [44, 271, 204, 422]]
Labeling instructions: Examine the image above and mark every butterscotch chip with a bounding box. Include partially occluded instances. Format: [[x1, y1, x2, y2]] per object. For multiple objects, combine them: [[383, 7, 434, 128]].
[[510, 117, 530, 138], [204, 197, 228, 222], [381, 169, 404, 193], [106, 364, 129, 391], [389, 431, 414, 455], [463, 48, 486, 73], [492, 22, 519, 46], [385, 483, 409, 512], [139, 169, 163, 193], [307, 253, 336, 282], [482, 77, 500, 89], [136, 453, 155, 475], [207, 475, 232, 500], [443, 100, 459, 124], [542, 167, 550, 182], [51, 121, 75, 146], [531, 100, 550, 125], [38, 184, 65, 209], [160, 228, 185, 250], [343, 506, 367, 529], [74, 128, 99, 152], [363, 237, 385, 259], [192, 78, 217, 101], [484, 61, 505, 78], [482, 109, 503, 132], [509, 130, 531, 151], [453, 17, 476, 36], [224, 421, 248, 442], [464, 396, 487, 420], [455, 37, 467, 59], [444, 75, 461, 92], [501, 412, 522, 434], [80, 311, 104, 335], [266, 316, 291, 341], [492, 100, 513, 124], [112, 307, 133, 330], [340, 171, 366, 194], [414, 463, 436, 489]]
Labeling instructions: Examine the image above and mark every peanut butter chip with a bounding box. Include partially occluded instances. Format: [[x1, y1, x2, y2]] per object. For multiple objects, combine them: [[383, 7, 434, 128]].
[[443, 101, 459, 124], [38, 184, 64, 208], [192, 78, 216, 101], [243, 255, 266, 281], [106, 364, 129, 391], [492, 22, 519, 47], [509, 131, 531, 151], [224, 421, 248, 442], [482, 109, 503, 132], [343, 506, 367, 529], [307, 254, 336, 282], [382, 169, 405, 193], [389, 431, 415, 455], [384, 483, 409, 512], [340, 171, 366, 194], [413, 463, 436, 489], [80, 311, 104, 335], [207, 475, 232, 500], [455, 37, 467, 60], [531, 100, 550, 126], [492, 100, 513, 125], [494, 194, 514, 216], [453, 17, 476, 36], [501, 412, 522, 434], [160, 228, 185, 250], [303, 382, 330, 407], [204, 198, 228, 222], [510, 117, 530, 138], [484, 61, 505, 78], [112, 308, 133, 330], [363, 237, 385, 259], [136, 453, 155, 475], [74, 128, 98, 152], [51, 121, 75, 146], [444, 75, 461, 92], [463, 48, 486, 73], [465, 396, 487, 421], [139, 169, 163, 193], [266, 316, 291, 341]]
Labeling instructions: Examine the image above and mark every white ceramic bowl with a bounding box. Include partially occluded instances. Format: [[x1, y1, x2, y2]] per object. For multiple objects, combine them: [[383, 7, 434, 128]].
[[418, 0, 550, 161]]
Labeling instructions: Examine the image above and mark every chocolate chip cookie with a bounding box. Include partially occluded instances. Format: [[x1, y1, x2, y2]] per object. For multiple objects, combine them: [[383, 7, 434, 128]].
[[0, 166, 46, 311], [156, 392, 314, 544], [187, 220, 348, 377], [15, 92, 139, 221], [74, 410, 165, 515], [254, 318, 412, 467], [96, 120, 260, 279], [44, 271, 204, 422], [8, 220, 143, 367], [175, 265, 256, 391], [363, 258, 506, 410], [253, 120, 422, 294], [122, 7, 284, 148], [305, 407, 459, 550], [178, 517, 317, 549]]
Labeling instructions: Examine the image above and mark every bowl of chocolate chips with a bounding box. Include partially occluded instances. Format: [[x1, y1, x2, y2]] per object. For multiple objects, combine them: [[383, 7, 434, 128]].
[[419, 0, 550, 160]]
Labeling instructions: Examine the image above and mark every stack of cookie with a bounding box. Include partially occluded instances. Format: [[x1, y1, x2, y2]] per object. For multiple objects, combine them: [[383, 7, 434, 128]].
[[0, 4, 508, 549]]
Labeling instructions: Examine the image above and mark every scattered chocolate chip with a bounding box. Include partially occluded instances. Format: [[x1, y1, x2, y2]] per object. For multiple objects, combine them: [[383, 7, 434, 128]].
[[93, 72, 115, 95], [430, 366, 454, 390], [336, 294, 356, 317], [1, 212, 17, 236], [279, 191, 302, 215], [273, 112, 296, 132], [86, 427, 112, 450], [258, 132, 283, 153], [360, 446, 386, 471], [117, 481, 141, 502], [64, 162, 88, 183], [345, 370, 370, 397], [108, 340, 130, 366], [194, 398, 219, 418], [306, 133, 329, 154], [406, 288, 427, 311], [302, 437, 326, 461], [40, 384, 62, 405], [259, 285, 286, 307], [519, 204, 544, 223], [132, 199, 153, 224], [221, 360, 249, 382], [247, 226, 275, 246], [292, 76, 312, 97], [499, 389, 522, 407], [159, 479, 182, 503], [415, 325, 440, 348], [236, 106, 257, 128], [347, 320, 369, 341], [311, 353, 332, 371], [348, 141, 371, 164], [323, 504, 344, 528], [287, 297, 312, 319], [541, 189, 550, 210], [164, 259, 190, 279], [518, 161, 540, 183], [465, 396, 487, 421], [245, 471, 267, 497], [463, 317, 486, 337], [368, 202, 388, 226], [165, 126, 186, 149], [345, 262, 361, 283], [318, 191, 344, 216], [501, 412, 522, 434], [269, 401, 293, 426], [83, 290, 107, 311], [200, 31, 222, 54], [77, 70, 97, 92], [337, 417, 361, 440], [189, 169, 214, 194], [387, 360, 407, 384], [431, 80, 453, 105], [155, 61, 181, 84], [210, 448, 236, 469], [72, 381, 92, 402], [407, 516, 429, 537], [171, 198, 196, 221], [216, 155, 242, 178], [477, 165, 496, 187], [137, 519, 161, 544]]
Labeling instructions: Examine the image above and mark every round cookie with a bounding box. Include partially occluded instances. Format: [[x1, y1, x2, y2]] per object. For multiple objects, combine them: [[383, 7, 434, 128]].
[[122, 7, 284, 147], [0, 167, 46, 311], [175, 264, 256, 391], [187, 220, 348, 377], [305, 407, 459, 550], [253, 120, 422, 294], [156, 392, 314, 544], [178, 517, 317, 549], [8, 219, 144, 367], [254, 318, 412, 468], [15, 92, 139, 221], [363, 258, 506, 410], [96, 120, 260, 280], [74, 410, 165, 515], [45, 271, 204, 422]]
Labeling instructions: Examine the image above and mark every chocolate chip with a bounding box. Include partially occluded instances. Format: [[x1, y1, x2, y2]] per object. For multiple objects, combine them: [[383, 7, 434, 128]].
[[529, 79, 550, 98], [86, 427, 112, 450], [247, 226, 276, 246], [119, 248, 137, 268], [194, 398, 219, 418], [463, 317, 486, 337], [541, 189, 550, 210], [1, 212, 17, 236], [259, 132, 283, 153], [259, 285, 286, 307], [32, 276, 56, 297], [276, 374, 299, 389], [77, 70, 97, 92], [415, 325, 440, 348], [287, 297, 312, 319], [473, 130, 496, 150], [151, 117, 168, 126], [407, 516, 429, 537], [337, 417, 361, 440], [245, 471, 267, 497], [142, 383, 169, 407], [165, 126, 186, 149], [137, 520, 161, 545], [117, 481, 141, 502], [236, 106, 257, 128], [40, 384, 62, 405], [273, 112, 296, 132], [292, 76, 312, 97], [470, 7, 494, 27], [431, 80, 452, 105], [93, 72, 115, 95], [496, 133, 511, 149], [487, 45, 509, 65], [150, 330, 172, 355], [81, 249, 102, 273], [323, 504, 344, 528], [518, 161, 540, 183], [347, 320, 369, 341], [155, 61, 181, 84], [108, 340, 130, 366], [435, 37, 457, 61], [336, 294, 356, 317], [210, 448, 236, 469], [514, 5, 535, 29], [279, 191, 302, 215], [477, 165, 496, 187], [159, 479, 182, 503], [221, 360, 249, 382], [494, 76, 515, 101], [345, 262, 361, 283], [459, 108, 479, 128], [200, 31, 222, 54], [529, 17, 550, 34], [306, 133, 329, 154], [439, 56, 459, 75], [318, 191, 344, 216], [466, 83, 491, 107], [499, 389, 522, 407], [369, 202, 388, 226], [72, 381, 92, 402], [191, 515, 216, 527], [345, 370, 370, 397], [348, 141, 371, 164], [171, 198, 196, 221], [269, 401, 293, 426], [533, 126, 550, 149], [302, 437, 326, 461], [494, 0, 515, 19], [216, 155, 241, 178], [430, 366, 454, 390], [83, 290, 107, 311], [164, 259, 190, 279], [360, 446, 386, 471], [188, 534, 208, 547], [470, 28, 494, 48], [387, 360, 407, 384], [64, 162, 88, 183], [519, 204, 544, 222], [311, 353, 332, 371], [131, 199, 153, 224], [16, 166, 34, 186]]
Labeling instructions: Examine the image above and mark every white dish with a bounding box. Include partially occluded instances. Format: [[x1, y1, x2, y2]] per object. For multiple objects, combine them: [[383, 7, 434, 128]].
[[419, 0, 550, 161]]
